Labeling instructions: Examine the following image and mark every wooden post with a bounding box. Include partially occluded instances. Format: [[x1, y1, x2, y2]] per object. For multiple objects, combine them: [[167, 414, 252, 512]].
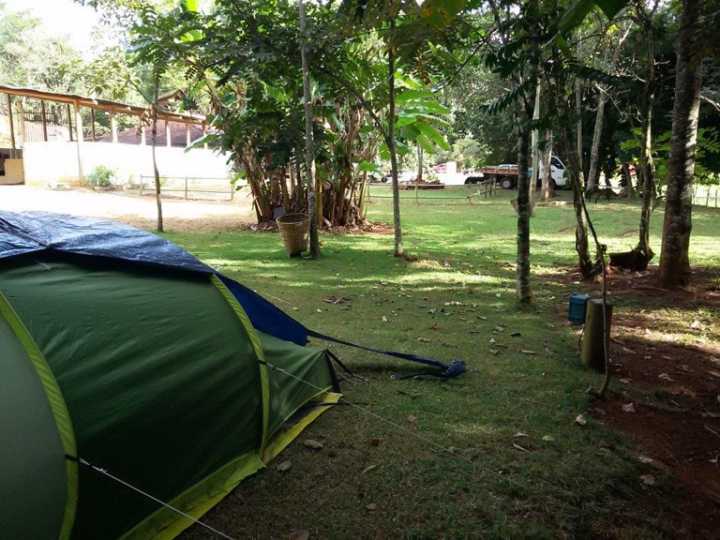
[[73, 101, 84, 183], [67, 104, 73, 142], [91, 109, 96, 141], [581, 299, 613, 373], [111, 113, 118, 143], [140, 117, 146, 145], [184, 177, 188, 200], [165, 120, 171, 147], [185, 124, 191, 147], [202, 123, 208, 149], [40, 100, 48, 142], [6, 94, 16, 158]]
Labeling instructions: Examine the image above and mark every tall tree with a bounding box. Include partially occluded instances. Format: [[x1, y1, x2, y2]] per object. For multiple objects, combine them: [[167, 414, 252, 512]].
[[659, 0, 705, 287], [635, 0, 661, 265], [299, 0, 319, 258], [150, 72, 164, 233]]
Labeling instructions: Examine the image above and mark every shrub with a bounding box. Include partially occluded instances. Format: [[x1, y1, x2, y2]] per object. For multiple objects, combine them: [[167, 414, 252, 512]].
[[87, 165, 116, 188]]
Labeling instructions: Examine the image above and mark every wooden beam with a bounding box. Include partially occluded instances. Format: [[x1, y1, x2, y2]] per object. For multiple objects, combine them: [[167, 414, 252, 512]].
[[185, 124, 191, 147], [139, 117, 146, 145], [6, 94, 16, 157], [165, 120, 171, 147], [202, 123, 208, 149], [40, 100, 48, 141]]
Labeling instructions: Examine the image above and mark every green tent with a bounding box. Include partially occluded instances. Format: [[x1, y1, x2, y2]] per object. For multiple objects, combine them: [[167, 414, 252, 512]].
[[0, 213, 339, 539]]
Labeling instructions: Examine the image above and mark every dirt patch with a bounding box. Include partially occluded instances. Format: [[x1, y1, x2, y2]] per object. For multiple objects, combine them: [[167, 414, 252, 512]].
[[567, 266, 720, 538], [0, 185, 255, 232]]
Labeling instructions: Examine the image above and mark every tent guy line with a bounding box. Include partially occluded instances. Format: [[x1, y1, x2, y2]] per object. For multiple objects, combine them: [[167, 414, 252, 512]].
[[64, 455, 238, 540]]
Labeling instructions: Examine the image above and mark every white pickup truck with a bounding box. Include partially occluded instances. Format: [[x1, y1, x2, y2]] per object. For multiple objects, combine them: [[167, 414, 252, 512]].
[[479, 157, 568, 189]]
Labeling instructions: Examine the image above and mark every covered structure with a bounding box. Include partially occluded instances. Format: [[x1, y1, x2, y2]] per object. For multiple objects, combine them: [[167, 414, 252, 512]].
[[0, 84, 228, 188]]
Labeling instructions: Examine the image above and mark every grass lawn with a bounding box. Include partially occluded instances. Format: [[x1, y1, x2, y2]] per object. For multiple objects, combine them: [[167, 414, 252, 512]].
[[169, 187, 720, 539]]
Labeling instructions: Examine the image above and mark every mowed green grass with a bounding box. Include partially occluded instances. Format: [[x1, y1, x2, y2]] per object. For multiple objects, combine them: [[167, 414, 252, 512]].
[[169, 187, 719, 539]]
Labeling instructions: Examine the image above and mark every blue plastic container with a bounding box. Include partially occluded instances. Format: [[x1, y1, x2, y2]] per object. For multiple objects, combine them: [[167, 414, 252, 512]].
[[568, 293, 590, 324]]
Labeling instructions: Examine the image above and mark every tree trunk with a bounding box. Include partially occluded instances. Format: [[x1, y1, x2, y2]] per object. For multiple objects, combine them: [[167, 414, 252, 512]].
[[586, 88, 607, 193], [575, 77, 585, 185], [151, 75, 164, 233], [540, 130, 554, 200], [529, 79, 541, 205], [299, 0, 319, 258], [516, 122, 531, 303], [637, 34, 657, 260], [417, 145, 423, 183], [659, 0, 703, 288], [563, 119, 593, 277], [388, 16, 404, 257]]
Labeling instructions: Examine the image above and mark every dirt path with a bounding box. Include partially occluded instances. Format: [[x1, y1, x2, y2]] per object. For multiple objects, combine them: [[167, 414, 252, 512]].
[[0, 185, 256, 231]]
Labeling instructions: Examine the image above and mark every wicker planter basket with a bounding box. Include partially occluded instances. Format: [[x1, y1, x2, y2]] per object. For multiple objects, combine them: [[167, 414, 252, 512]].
[[276, 213, 309, 257]]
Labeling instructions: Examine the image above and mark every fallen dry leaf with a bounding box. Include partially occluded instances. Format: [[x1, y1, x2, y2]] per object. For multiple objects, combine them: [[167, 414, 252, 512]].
[[362, 465, 377, 474], [276, 460, 292, 472], [658, 373, 675, 382], [521, 350, 537, 355], [512, 442, 530, 453], [622, 403, 636, 413], [542, 435, 555, 442], [575, 414, 588, 426], [640, 474, 656, 486], [513, 432, 529, 438], [366, 503, 377, 511], [304, 439, 324, 450]]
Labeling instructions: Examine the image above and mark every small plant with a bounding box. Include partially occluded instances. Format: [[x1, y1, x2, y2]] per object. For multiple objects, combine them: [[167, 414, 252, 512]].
[[87, 165, 116, 188]]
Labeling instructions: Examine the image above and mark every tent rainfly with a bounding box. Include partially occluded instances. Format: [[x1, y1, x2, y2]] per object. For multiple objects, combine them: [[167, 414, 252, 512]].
[[0, 211, 340, 540]]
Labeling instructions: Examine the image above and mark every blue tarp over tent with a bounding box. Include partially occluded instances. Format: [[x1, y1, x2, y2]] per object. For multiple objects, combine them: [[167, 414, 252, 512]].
[[0, 211, 308, 345], [0, 211, 464, 377]]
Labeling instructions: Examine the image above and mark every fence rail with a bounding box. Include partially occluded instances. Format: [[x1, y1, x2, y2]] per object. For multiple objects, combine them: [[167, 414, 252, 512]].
[[367, 181, 497, 205], [137, 175, 237, 202], [691, 184, 720, 208]]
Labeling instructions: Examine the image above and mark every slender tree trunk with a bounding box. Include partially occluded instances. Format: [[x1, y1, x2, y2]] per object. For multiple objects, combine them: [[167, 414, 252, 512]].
[[659, 0, 703, 287], [529, 79, 541, 205], [151, 75, 164, 233], [540, 130, 554, 200], [417, 145, 423, 183], [586, 87, 607, 193], [299, 0, 319, 258], [575, 77, 585, 185], [637, 35, 657, 260], [517, 123, 531, 303], [388, 16, 403, 257], [562, 116, 593, 276]]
